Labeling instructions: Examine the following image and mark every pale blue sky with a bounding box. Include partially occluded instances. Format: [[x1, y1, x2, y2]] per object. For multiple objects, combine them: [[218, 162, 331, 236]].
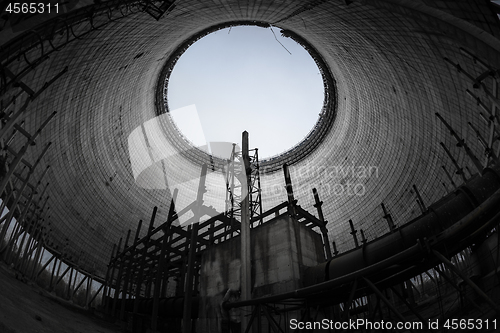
[[168, 25, 324, 159]]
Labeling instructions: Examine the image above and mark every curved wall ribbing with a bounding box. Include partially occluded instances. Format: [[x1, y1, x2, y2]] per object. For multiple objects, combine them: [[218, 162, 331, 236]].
[[1, 0, 499, 277]]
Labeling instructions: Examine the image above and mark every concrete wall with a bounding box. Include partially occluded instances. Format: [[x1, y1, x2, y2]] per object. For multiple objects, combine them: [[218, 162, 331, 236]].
[[3, 0, 500, 277], [198, 213, 324, 332]]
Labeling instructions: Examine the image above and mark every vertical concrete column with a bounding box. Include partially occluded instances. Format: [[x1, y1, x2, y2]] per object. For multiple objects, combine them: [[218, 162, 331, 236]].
[[240, 131, 251, 332]]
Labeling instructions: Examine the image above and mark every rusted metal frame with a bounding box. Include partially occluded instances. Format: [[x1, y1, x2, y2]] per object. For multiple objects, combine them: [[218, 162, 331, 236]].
[[294, 205, 325, 229], [331, 241, 339, 256], [70, 265, 82, 296], [119, 220, 144, 318], [104, 244, 119, 312], [47, 18, 71, 52], [224, 144, 237, 241], [183, 163, 207, 333], [21, 225, 42, 273], [15, 168, 50, 270], [0, 112, 55, 197], [360, 229, 368, 245], [12, 122, 41, 144], [29, 229, 45, 279], [119, 251, 135, 320], [84, 274, 92, 308], [243, 304, 260, 333], [102, 242, 117, 309], [283, 163, 297, 218], [458, 47, 495, 72], [26, 197, 49, 273], [436, 113, 483, 174], [14, 215, 36, 275], [443, 57, 494, 90], [0, 66, 63, 142], [132, 207, 157, 318], [151, 189, 177, 328], [433, 265, 483, 314], [34, 252, 54, 279], [247, 149, 262, 226], [198, 214, 239, 240], [313, 188, 331, 260], [86, 7, 97, 30], [147, 235, 184, 257], [144, 261, 154, 298], [9, 172, 36, 199], [47, 256, 58, 287], [491, 79, 500, 159], [6, 148, 34, 172], [66, 266, 75, 298], [54, 265, 71, 288], [363, 277, 413, 333], [440, 142, 467, 183], [199, 211, 234, 230], [281, 163, 306, 297], [33, 245, 44, 273], [465, 89, 499, 125], [253, 149, 263, 225], [204, 224, 239, 244], [1, 58, 49, 96], [0, 166, 26, 225], [26, 227, 45, 279], [87, 283, 105, 308], [0, 0, 142, 66], [348, 219, 359, 249], [412, 184, 427, 213], [423, 270, 445, 321], [468, 121, 497, 163], [1, 142, 51, 255], [1, 43, 49, 95], [143, 0, 176, 20], [262, 305, 285, 333], [2, 192, 35, 259], [342, 278, 358, 320], [476, 78, 500, 111], [52, 254, 63, 290], [129, 232, 190, 270], [72, 274, 88, 298], [160, 218, 180, 298], [3, 120, 24, 149], [368, 295, 382, 321], [0, 173, 32, 243], [112, 230, 131, 317], [252, 201, 288, 223], [109, 219, 144, 264], [389, 286, 430, 331], [432, 250, 500, 315], [441, 165, 458, 190], [445, 55, 500, 161], [176, 226, 190, 297], [109, 202, 196, 265], [20, 30, 45, 68], [4, 209, 23, 247]]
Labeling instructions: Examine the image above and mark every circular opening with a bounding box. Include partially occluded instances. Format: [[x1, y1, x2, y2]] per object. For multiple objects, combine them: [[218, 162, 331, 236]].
[[166, 25, 325, 159]]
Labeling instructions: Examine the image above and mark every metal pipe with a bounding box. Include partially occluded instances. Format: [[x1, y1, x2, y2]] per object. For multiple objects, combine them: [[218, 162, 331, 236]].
[[227, 164, 500, 309], [433, 250, 500, 315]]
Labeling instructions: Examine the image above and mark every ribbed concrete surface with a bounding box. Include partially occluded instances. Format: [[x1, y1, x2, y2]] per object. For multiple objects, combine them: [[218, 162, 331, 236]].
[[2, 0, 500, 276]]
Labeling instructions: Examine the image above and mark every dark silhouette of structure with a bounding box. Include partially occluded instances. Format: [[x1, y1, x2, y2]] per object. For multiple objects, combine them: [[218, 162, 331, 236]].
[[1, 1, 500, 332]]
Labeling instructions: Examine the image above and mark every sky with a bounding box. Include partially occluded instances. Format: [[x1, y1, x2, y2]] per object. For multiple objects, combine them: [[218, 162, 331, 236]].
[[167, 25, 324, 159]]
